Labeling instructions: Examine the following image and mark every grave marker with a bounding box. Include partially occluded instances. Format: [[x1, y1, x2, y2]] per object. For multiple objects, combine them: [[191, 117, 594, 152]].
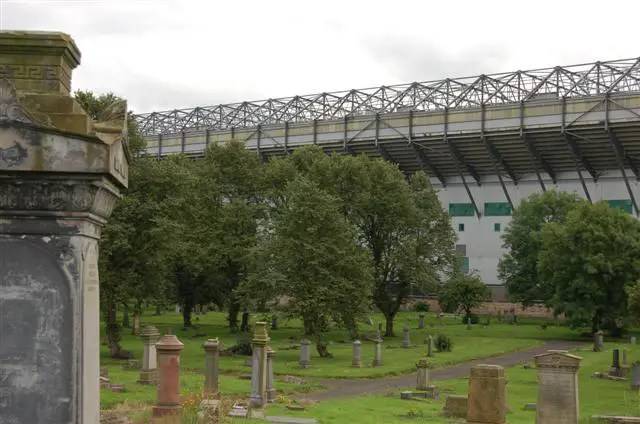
[[138, 326, 160, 385], [534, 350, 582, 424], [467, 364, 506, 424]]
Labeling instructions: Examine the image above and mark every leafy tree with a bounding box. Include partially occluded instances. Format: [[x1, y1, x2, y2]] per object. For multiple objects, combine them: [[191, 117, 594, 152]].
[[243, 177, 372, 356], [539, 202, 640, 334], [626, 281, 640, 325], [438, 272, 490, 320], [498, 190, 583, 306]]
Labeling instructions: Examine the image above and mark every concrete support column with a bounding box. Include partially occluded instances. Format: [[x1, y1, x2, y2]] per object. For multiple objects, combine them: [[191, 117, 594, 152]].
[[203, 338, 220, 396], [153, 335, 185, 419]]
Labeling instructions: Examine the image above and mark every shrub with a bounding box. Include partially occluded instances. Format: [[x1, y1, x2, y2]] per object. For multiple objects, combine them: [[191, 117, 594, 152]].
[[435, 334, 453, 352], [414, 302, 430, 312]]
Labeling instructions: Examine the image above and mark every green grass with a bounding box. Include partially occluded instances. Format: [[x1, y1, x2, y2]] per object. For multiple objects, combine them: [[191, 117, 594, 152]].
[[247, 342, 640, 423], [101, 309, 583, 412]]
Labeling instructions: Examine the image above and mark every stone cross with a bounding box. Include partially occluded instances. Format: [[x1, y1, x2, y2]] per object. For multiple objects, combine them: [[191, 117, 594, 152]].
[[372, 337, 383, 367], [153, 335, 185, 419], [402, 323, 411, 348], [250, 322, 270, 409], [266, 346, 276, 403], [203, 338, 220, 396], [418, 313, 425, 329], [534, 350, 582, 424], [138, 325, 161, 385], [427, 335, 434, 357], [416, 358, 432, 391], [593, 330, 604, 352], [299, 339, 311, 368], [0, 31, 128, 424], [351, 340, 362, 367], [467, 364, 506, 424]]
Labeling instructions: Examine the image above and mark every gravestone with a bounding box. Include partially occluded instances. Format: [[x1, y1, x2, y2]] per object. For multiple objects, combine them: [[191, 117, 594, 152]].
[[352, 340, 362, 368], [467, 364, 506, 424], [594, 331, 604, 352], [372, 337, 383, 367], [402, 323, 411, 348], [443, 395, 468, 419], [0, 31, 128, 424], [631, 336, 637, 345], [534, 350, 582, 424], [250, 322, 270, 410], [631, 362, 640, 391], [418, 313, 425, 329], [266, 346, 276, 403], [299, 339, 311, 368], [427, 335, 433, 357], [153, 335, 185, 419], [203, 338, 220, 396], [610, 349, 621, 376], [415, 358, 433, 391], [138, 325, 160, 384]]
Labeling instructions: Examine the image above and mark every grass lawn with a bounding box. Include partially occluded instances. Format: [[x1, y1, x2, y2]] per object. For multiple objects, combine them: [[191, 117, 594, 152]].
[[252, 342, 640, 423], [101, 309, 583, 413]]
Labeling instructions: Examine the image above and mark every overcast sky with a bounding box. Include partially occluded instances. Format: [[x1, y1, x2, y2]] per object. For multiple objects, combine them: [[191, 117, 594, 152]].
[[1, 0, 638, 113]]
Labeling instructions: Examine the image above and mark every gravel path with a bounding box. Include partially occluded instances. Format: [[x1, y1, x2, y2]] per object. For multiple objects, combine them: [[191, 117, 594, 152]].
[[297, 340, 583, 401]]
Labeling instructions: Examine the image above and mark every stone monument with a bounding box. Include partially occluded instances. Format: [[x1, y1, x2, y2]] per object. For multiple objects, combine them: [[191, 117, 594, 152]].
[[402, 323, 411, 348], [534, 350, 582, 424], [153, 334, 185, 419], [372, 337, 383, 367], [594, 330, 604, 352], [418, 313, 425, 329], [266, 346, 276, 403], [249, 322, 270, 410], [352, 339, 362, 368], [631, 362, 640, 391], [299, 339, 311, 368], [467, 364, 506, 424], [203, 338, 220, 396], [416, 358, 433, 391], [138, 325, 161, 384], [0, 31, 128, 424]]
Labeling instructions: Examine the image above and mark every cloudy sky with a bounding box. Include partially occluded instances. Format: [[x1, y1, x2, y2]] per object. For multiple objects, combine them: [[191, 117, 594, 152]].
[[1, 0, 638, 113]]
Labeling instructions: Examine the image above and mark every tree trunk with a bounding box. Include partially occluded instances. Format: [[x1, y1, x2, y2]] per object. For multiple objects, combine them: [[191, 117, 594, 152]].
[[105, 299, 123, 358], [154, 303, 162, 316], [121, 303, 130, 328], [315, 340, 332, 358], [182, 299, 193, 328], [228, 300, 240, 333], [384, 313, 395, 337], [240, 311, 250, 332]]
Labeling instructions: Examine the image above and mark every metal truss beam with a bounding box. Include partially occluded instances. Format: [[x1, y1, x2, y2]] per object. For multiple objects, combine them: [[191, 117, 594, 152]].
[[562, 133, 592, 203], [135, 57, 640, 136]]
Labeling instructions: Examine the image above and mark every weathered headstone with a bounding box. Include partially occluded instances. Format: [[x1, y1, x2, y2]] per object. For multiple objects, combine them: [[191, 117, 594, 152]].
[[610, 349, 621, 376], [534, 350, 582, 424], [0, 31, 128, 424], [402, 323, 411, 348], [415, 358, 433, 391], [467, 364, 506, 424], [352, 340, 362, 368], [153, 335, 185, 419], [631, 362, 640, 391], [138, 325, 161, 384], [250, 322, 270, 410], [266, 346, 276, 403], [299, 339, 311, 368], [443, 395, 468, 419], [203, 338, 220, 396], [426, 335, 433, 357], [594, 330, 604, 352], [418, 313, 425, 329], [372, 337, 383, 367], [631, 336, 637, 345]]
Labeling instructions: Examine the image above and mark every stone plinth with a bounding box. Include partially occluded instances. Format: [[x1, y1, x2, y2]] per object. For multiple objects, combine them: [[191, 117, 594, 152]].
[[250, 322, 270, 409], [299, 339, 311, 368], [139, 325, 160, 385], [534, 350, 582, 424], [153, 335, 185, 419], [352, 340, 362, 368], [467, 364, 506, 424], [0, 31, 128, 424], [416, 358, 433, 391], [203, 338, 220, 395]]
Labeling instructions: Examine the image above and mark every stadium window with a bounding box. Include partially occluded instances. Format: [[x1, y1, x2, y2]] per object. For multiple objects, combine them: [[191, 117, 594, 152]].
[[484, 202, 512, 216], [458, 223, 465, 232], [449, 203, 475, 217], [494, 223, 501, 232], [607, 199, 633, 214]]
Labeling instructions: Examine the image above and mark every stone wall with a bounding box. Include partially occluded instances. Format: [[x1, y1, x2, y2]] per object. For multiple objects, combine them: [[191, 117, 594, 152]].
[[405, 298, 557, 319]]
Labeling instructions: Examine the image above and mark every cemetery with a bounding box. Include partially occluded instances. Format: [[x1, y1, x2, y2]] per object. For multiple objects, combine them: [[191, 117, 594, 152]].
[[3, 10, 640, 424]]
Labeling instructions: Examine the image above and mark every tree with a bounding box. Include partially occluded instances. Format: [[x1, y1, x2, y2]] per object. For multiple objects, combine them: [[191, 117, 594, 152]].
[[331, 156, 455, 336], [626, 281, 640, 324], [498, 190, 583, 306], [539, 202, 640, 334], [243, 177, 372, 356], [438, 272, 490, 320]]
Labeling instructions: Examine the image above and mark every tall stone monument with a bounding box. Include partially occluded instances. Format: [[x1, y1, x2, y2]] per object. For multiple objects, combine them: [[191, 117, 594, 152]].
[[250, 322, 270, 409], [0, 31, 128, 423], [534, 350, 582, 424], [139, 325, 161, 384], [153, 334, 185, 419], [467, 364, 506, 424], [203, 338, 220, 396]]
